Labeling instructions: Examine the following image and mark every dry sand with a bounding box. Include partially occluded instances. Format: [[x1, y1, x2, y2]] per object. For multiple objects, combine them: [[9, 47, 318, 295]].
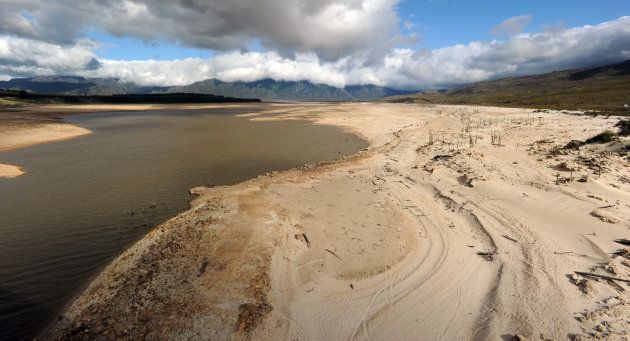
[[42, 103, 630, 340], [0, 123, 91, 178], [0, 163, 24, 178], [0, 123, 92, 152]]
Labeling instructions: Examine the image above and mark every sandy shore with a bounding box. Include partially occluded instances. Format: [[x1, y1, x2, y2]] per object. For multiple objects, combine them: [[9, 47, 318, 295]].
[[44, 103, 629, 340], [0, 123, 92, 178], [0, 123, 92, 152], [0, 117, 95, 178]]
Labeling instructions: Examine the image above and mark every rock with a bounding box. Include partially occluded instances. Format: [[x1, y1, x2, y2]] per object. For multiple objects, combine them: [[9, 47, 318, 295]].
[[558, 161, 578, 171], [138, 274, 148, 284], [590, 210, 619, 224], [459, 174, 476, 187], [570, 274, 593, 294], [113, 322, 126, 336], [604, 264, 617, 275], [511, 334, 528, 341], [294, 233, 310, 247], [138, 309, 152, 322], [564, 140, 583, 149], [236, 302, 273, 333]]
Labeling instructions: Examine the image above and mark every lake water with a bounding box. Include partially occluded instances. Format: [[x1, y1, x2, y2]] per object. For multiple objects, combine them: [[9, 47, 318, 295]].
[[0, 107, 367, 340]]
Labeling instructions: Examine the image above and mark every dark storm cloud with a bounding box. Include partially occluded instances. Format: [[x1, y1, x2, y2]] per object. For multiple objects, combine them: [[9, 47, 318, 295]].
[[0, 0, 402, 61]]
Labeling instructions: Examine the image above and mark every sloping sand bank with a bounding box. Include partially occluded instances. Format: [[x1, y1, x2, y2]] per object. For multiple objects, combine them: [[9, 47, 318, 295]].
[[0, 123, 91, 152], [46, 103, 629, 340], [0, 123, 91, 178]]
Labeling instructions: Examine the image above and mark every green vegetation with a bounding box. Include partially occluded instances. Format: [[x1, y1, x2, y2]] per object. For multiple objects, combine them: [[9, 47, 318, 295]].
[[386, 60, 630, 116], [564, 120, 629, 147], [584, 130, 617, 144]]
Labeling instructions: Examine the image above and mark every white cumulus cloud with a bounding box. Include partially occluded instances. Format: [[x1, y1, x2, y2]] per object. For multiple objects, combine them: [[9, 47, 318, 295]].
[[0, 36, 99, 77], [0, 8, 629, 91]]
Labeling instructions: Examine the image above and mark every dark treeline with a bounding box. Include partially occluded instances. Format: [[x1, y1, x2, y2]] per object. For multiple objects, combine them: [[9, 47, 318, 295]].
[[0, 90, 261, 104]]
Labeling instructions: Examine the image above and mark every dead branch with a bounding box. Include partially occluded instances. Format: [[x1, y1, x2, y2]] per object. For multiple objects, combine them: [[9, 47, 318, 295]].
[[575, 271, 630, 283]]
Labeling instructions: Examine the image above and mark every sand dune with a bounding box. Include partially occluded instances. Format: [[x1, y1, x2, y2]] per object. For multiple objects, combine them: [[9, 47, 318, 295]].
[[46, 103, 629, 340]]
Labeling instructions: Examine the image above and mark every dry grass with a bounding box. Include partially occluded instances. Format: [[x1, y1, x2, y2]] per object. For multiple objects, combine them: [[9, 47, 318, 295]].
[[386, 60, 630, 116]]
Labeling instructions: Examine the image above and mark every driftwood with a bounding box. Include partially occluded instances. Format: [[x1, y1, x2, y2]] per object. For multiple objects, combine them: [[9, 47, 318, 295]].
[[575, 271, 630, 284], [396, 180, 411, 189], [613, 239, 630, 246], [432, 154, 453, 161], [502, 234, 518, 242], [554, 251, 587, 257], [476, 251, 498, 261], [324, 248, 343, 260]]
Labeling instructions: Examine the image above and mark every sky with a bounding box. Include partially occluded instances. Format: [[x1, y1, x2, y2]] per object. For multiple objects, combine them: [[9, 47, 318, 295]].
[[0, 0, 629, 89]]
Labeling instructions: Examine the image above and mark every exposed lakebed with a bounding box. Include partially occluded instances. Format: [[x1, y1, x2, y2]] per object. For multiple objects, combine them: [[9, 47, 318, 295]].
[[0, 107, 367, 340]]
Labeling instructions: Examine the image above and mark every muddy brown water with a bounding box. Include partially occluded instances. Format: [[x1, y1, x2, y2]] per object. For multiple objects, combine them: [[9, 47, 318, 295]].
[[0, 107, 367, 340]]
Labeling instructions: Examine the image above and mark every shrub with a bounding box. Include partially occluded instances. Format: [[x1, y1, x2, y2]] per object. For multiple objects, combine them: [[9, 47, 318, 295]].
[[615, 120, 630, 136], [584, 130, 616, 144]]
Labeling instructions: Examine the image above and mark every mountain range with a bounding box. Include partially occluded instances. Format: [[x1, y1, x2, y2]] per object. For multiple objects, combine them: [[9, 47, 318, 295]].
[[0, 76, 413, 102]]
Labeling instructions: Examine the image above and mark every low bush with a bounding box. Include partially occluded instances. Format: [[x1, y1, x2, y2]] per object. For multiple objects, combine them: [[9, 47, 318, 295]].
[[584, 130, 616, 144], [615, 120, 630, 136]]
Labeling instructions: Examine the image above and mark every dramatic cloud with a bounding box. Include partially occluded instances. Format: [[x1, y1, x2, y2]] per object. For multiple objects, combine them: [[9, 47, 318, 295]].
[[491, 14, 533, 36], [0, 0, 403, 62], [92, 16, 630, 89], [0, 4, 629, 91]]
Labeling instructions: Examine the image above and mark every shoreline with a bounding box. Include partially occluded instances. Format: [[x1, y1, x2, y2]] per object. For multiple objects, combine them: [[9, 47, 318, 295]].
[[43, 103, 629, 340], [0, 123, 92, 178], [0, 102, 285, 178], [0, 123, 93, 153]]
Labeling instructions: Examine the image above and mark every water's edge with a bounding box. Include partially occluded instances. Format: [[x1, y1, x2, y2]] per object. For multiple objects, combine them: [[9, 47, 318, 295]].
[[19, 107, 370, 339]]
